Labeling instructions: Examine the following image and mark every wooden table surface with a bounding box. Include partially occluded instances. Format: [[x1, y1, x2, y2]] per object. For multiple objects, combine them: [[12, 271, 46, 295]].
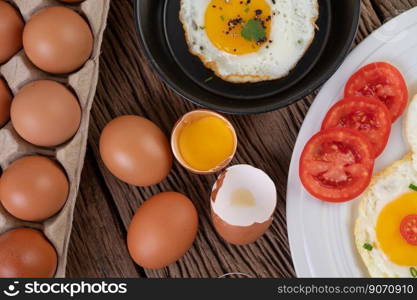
[[65, 0, 416, 278]]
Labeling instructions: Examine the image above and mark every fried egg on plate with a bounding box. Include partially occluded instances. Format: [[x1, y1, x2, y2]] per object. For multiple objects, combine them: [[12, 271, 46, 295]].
[[355, 95, 417, 278], [355, 154, 417, 277], [179, 0, 319, 83]]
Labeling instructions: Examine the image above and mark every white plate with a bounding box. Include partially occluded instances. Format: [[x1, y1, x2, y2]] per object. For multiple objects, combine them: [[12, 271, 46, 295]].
[[286, 7, 417, 277]]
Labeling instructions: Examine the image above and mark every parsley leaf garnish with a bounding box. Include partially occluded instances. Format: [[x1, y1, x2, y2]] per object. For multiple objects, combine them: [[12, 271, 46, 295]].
[[409, 183, 417, 191], [241, 19, 266, 42], [363, 243, 373, 251]]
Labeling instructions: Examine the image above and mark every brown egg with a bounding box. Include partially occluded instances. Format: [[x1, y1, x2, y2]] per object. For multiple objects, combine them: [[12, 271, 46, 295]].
[[23, 6, 93, 74], [100, 116, 172, 186], [127, 192, 198, 269], [0, 156, 69, 222], [0, 228, 57, 278], [11, 80, 81, 147], [0, 1, 24, 64], [0, 79, 12, 127]]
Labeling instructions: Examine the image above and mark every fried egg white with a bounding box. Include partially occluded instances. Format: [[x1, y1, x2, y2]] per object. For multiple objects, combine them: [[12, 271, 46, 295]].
[[355, 94, 417, 278], [179, 0, 319, 83], [355, 154, 417, 277]]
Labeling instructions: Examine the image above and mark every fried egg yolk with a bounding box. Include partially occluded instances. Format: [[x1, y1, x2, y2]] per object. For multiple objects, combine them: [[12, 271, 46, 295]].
[[205, 0, 272, 55], [376, 192, 417, 266]]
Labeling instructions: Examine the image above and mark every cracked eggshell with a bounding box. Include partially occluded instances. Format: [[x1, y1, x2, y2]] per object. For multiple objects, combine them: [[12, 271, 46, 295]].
[[210, 164, 277, 245], [171, 109, 237, 174], [211, 211, 272, 246]]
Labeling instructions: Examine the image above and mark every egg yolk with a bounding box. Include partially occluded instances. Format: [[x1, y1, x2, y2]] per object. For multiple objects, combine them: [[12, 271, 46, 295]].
[[205, 0, 272, 55], [376, 192, 417, 266], [178, 116, 235, 171]]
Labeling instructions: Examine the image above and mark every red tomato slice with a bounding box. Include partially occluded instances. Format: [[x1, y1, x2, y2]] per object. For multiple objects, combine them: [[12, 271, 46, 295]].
[[400, 214, 417, 246], [299, 128, 374, 202], [321, 97, 391, 158], [344, 62, 408, 122]]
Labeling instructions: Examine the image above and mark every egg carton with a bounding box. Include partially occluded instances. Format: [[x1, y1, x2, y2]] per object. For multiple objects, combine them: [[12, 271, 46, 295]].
[[0, 0, 110, 277]]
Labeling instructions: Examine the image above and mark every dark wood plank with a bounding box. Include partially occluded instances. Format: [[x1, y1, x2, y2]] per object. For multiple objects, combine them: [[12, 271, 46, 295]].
[[372, 0, 417, 20], [66, 150, 141, 278], [357, 0, 383, 42], [83, 0, 299, 278], [66, 0, 405, 277]]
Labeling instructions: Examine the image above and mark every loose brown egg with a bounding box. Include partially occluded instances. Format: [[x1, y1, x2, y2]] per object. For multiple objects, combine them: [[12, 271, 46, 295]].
[[127, 192, 198, 269], [0, 79, 12, 127], [0, 1, 24, 64], [23, 6, 93, 74], [11, 80, 81, 147], [0, 156, 69, 222], [100, 116, 173, 186], [0, 228, 57, 278]]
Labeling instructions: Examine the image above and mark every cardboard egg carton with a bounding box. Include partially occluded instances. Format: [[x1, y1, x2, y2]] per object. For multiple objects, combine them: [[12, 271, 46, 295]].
[[0, 0, 110, 277]]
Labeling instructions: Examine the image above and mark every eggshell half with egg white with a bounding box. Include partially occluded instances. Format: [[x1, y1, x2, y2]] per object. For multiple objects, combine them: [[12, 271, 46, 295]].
[[211, 164, 277, 245]]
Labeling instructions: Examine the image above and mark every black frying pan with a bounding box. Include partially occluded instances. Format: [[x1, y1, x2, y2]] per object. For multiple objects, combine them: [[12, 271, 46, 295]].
[[135, 0, 360, 114]]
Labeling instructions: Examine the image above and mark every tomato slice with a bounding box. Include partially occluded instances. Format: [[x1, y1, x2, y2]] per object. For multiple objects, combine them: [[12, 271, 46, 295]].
[[321, 97, 391, 158], [299, 128, 374, 202], [400, 214, 417, 246], [344, 62, 408, 122]]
